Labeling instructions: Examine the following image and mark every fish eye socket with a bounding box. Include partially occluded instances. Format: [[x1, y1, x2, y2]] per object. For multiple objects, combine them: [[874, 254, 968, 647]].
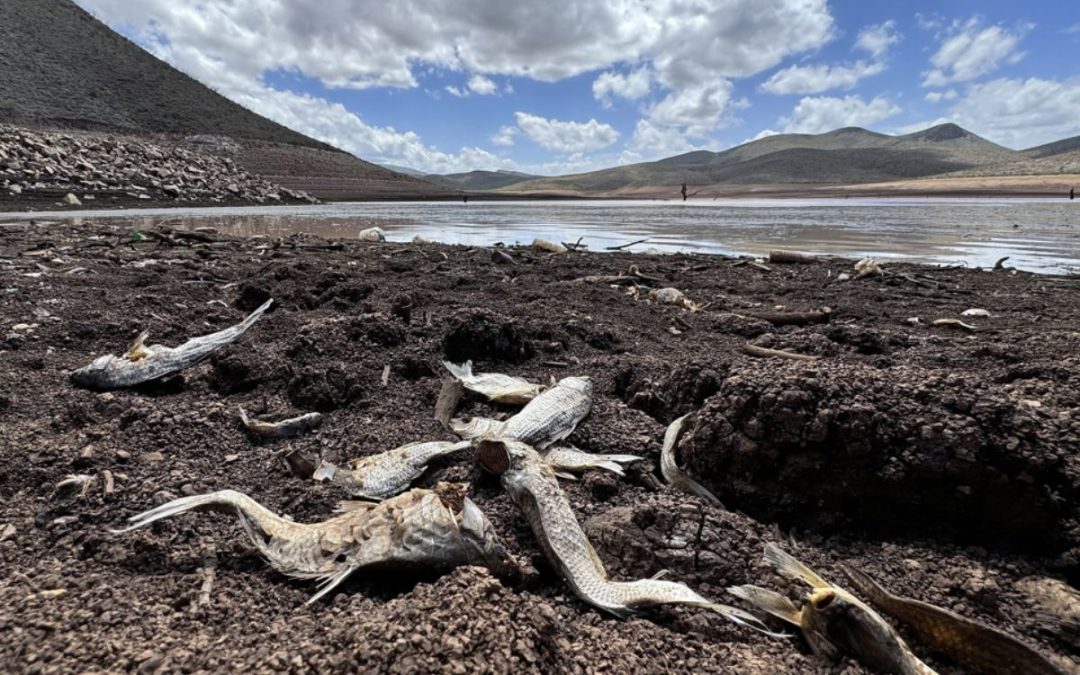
[[812, 591, 835, 610]]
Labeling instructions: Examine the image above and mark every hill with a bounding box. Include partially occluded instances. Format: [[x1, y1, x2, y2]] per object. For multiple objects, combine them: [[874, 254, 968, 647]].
[[1023, 135, 1080, 159], [0, 0, 447, 200], [426, 170, 541, 191], [503, 123, 1021, 195]]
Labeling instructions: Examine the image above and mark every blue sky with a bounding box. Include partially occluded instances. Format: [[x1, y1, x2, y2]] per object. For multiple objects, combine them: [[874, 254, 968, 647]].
[[78, 0, 1080, 175]]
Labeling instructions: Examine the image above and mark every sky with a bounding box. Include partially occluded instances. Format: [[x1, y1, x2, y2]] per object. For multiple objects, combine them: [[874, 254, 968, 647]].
[[76, 0, 1080, 176]]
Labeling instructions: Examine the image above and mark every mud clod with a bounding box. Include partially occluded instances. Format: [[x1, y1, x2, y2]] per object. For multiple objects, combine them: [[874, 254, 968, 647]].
[[443, 309, 535, 363]]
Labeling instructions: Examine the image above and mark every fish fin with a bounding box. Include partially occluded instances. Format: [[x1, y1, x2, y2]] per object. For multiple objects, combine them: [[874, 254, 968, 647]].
[[602, 454, 643, 464], [678, 473, 722, 504], [553, 471, 578, 481], [110, 491, 236, 533], [727, 585, 802, 626], [441, 360, 473, 380], [595, 461, 626, 476], [841, 566, 892, 606], [709, 600, 794, 638], [650, 569, 670, 580], [306, 565, 358, 604], [763, 543, 830, 588], [312, 462, 338, 482], [238, 406, 253, 427], [124, 330, 151, 361]]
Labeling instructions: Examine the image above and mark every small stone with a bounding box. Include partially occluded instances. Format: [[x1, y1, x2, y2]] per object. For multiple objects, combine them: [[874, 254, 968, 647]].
[[224, 454, 240, 463], [143, 451, 164, 462], [115, 449, 131, 462], [63, 192, 81, 206]]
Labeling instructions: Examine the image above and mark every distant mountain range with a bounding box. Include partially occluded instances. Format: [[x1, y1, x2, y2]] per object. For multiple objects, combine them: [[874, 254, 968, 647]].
[[420, 123, 1079, 197]]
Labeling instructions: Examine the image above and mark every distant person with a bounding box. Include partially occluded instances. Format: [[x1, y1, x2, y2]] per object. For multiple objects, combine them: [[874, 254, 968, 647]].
[[680, 183, 687, 201], [1071, 187, 1075, 200], [463, 194, 469, 204]]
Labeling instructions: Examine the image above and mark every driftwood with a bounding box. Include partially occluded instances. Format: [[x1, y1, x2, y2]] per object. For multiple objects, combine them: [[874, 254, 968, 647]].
[[732, 259, 772, 273], [575, 265, 661, 286], [605, 238, 649, 251], [994, 256, 1010, 270], [435, 377, 465, 430], [741, 343, 819, 362], [749, 308, 831, 326], [768, 250, 816, 264]]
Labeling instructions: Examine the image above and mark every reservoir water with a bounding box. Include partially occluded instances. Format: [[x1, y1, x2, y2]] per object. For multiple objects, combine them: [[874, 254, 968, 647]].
[[2, 197, 1077, 274]]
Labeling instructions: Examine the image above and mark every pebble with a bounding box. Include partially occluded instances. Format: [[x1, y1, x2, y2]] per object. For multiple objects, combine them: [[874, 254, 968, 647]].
[[115, 449, 131, 462]]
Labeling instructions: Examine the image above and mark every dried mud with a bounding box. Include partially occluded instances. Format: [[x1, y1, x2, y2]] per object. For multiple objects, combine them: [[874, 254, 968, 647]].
[[1, 220, 1078, 673]]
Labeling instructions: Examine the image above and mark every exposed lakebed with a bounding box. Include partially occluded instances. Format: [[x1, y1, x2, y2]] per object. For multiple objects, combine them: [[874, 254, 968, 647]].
[[1, 196, 1078, 274]]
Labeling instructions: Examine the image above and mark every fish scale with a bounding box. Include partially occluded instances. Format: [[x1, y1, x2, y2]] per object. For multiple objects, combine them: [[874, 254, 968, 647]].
[[318, 440, 471, 500], [496, 376, 593, 448]]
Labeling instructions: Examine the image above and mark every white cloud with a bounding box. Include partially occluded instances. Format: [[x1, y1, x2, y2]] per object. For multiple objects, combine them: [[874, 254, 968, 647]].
[[780, 95, 900, 134], [922, 18, 1028, 87], [491, 125, 518, 147], [78, 0, 835, 94], [468, 74, 497, 95], [742, 128, 781, 144], [513, 112, 619, 153], [761, 60, 884, 95], [593, 67, 652, 106], [629, 120, 700, 157], [947, 77, 1080, 148], [647, 81, 735, 136], [924, 89, 958, 103], [855, 20, 900, 59], [445, 85, 467, 97]]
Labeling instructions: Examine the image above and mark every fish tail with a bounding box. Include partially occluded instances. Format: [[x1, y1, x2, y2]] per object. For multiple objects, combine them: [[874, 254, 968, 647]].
[[240, 298, 274, 330], [110, 489, 283, 539], [763, 543, 831, 588], [237, 406, 253, 427], [441, 359, 474, 380], [595, 461, 626, 476], [601, 454, 643, 464], [728, 584, 802, 626], [708, 601, 793, 638], [306, 564, 359, 604]]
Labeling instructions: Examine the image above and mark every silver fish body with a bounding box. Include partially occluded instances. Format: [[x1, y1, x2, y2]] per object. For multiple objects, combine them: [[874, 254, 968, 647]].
[[496, 376, 593, 449], [481, 439, 769, 631], [442, 360, 543, 404], [543, 446, 641, 477], [112, 485, 516, 603], [71, 299, 273, 390], [315, 440, 471, 500]]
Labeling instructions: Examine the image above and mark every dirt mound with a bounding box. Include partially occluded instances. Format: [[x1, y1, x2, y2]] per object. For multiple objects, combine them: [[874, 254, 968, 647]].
[[680, 360, 1080, 562], [443, 309, 535, 364]]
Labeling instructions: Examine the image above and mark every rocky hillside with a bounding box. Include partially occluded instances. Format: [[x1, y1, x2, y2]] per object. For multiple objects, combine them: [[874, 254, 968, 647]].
[[0, 0, 447, 202], [0, 125, 315, 207], [426, 170, 541, 191]]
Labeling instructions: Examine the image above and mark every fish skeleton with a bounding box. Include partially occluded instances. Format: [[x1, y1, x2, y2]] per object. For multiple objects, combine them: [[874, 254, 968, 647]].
[[112, 483, 517, 604], [660, 413, 721, 503], [843, 567, 1069, 675], [476, 438, 773, 632], [314, 440, 471, 501], [542, 446, 641, 479], [71, 299, 273, 390], [239, 407, 322, 439], [729, 544, 936, 675], [441, 360, 544, 404]]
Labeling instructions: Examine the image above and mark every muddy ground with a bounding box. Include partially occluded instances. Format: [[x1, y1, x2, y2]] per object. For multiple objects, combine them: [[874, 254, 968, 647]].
[[0, 220, 1078, 674]]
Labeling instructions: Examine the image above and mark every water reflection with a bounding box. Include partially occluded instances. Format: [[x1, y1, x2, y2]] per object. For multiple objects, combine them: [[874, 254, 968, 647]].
[[1, 198, 1076, 274]]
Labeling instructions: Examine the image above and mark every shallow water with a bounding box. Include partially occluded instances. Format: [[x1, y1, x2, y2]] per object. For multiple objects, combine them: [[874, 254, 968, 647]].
[[3, 197, 1078, 274]]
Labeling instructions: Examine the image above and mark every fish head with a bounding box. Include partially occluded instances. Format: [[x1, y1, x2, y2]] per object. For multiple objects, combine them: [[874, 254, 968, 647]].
[[69, 355, 117, 389], [800, 588, 911, 670], [558, 376, 593, 396], [457, 497, 519, 581]]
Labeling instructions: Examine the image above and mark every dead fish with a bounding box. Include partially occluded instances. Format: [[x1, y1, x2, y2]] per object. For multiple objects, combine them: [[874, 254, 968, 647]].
[[496, 376, 593, 449], [961, 308, 992, 318], [358, 226, 386, 242], [477, 439, 773, 631], [542, 446, 641, 479], [442, 360, 543, 404], [855, 257, 881, 278], [314, 440, 471, 501], [112, 483, 516, 604], [239, 407, 322, 439], [450, 416, 506, 440], [661, 413, 721, 503], [71, 299, 273, 390], [412, 234, 432, 244], [533, 238, 567, 254], [649, 287, 703, 312], [933, 318, 978, 332], [729, 544, 936, 675], [844, 567, 1069, 675]]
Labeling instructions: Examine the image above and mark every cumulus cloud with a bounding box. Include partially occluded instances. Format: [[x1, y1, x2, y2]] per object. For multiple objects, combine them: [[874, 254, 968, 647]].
[[646, 81, 736, 136], [468, 74, 497, 95], [780, 95, 900, 134], [855, 20, 901, 59], [592, 67, 652, 106], [947, 77, 1080, 148], [513, 112, 619, 153], [491, 125, 518, 147], [924, 89, 958, 103], [445, 85, 467, 97], [761, 61, 884, 95], [922, 18, 1029, 87]]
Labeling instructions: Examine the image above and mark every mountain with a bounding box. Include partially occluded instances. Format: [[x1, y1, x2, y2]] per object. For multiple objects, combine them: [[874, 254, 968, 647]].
[[0, 0, 447, 200], [1023, 135, 1080, 159], [426, 170, 541, 191], [503, 123, 1021, 195]]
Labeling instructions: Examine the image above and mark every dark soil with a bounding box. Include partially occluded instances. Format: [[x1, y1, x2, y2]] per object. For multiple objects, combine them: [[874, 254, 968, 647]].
[[1, 220, 1077, 673]]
